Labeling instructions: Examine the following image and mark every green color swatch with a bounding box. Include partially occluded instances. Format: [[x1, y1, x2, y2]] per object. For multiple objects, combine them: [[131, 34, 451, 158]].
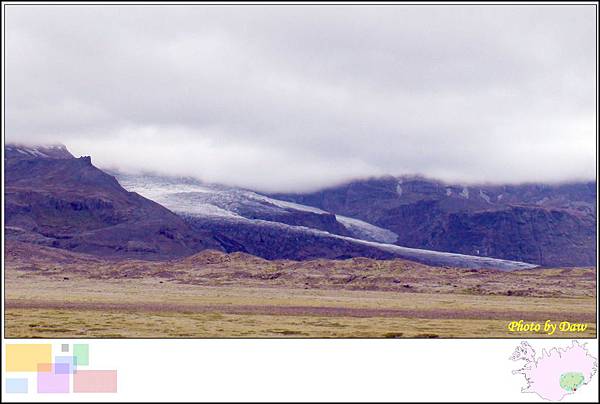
[[73, 344, 89, 366]]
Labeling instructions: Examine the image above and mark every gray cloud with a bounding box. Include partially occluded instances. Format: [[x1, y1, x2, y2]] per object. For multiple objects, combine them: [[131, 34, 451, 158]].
[[4, 5, 596, 192]]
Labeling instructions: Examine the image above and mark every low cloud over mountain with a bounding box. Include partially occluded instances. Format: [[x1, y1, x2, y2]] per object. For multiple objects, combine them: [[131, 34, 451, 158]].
[[5, 5, 596, 192]]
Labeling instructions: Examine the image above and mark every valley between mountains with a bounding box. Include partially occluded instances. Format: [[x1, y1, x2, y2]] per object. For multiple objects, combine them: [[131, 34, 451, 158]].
[[3, 144, 597, 338]]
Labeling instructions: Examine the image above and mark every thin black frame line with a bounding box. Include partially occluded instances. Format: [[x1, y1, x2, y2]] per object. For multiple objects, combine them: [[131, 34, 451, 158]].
[[1, 0, 598, 341], [2, 2, 600, 6]]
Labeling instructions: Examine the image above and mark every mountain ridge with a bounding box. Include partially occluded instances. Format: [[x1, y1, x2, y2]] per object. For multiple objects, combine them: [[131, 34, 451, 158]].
[[6, 142, 590, 268], [271, 176, 597, 266], [4, 143, 223, 260]]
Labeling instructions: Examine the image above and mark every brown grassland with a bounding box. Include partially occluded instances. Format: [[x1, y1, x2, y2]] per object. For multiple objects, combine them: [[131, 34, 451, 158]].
[[4, 241, 596, 338]]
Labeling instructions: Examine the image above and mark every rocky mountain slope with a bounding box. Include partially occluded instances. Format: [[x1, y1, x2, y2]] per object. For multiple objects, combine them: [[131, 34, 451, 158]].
[[272, 176, 597, 266], [4, 144, 222, 259], [3, 143, 545, 269]]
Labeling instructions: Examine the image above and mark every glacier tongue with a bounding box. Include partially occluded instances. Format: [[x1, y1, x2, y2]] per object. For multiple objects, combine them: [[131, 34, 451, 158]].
[[335, 215, 398, 244], [114, 171, 537, 271], [331, 235, 537, 271]]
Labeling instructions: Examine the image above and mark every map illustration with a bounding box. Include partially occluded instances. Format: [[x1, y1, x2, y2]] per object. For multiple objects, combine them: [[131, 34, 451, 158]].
[[511, 341, 597, 401]]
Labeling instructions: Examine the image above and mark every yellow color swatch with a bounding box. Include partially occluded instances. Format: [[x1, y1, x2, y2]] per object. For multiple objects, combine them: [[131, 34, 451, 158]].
[[6, 344, 52, 372]]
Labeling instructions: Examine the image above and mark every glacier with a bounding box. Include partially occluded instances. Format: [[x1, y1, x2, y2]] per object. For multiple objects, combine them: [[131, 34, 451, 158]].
[[114, 171, 538, 271]]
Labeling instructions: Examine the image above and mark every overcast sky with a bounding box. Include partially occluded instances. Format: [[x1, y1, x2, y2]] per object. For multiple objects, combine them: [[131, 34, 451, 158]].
[[4, 5, 597, 192]]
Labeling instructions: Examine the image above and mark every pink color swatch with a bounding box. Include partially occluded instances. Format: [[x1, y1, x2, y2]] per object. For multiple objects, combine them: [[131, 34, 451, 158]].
[[73, 370, 117, 393]]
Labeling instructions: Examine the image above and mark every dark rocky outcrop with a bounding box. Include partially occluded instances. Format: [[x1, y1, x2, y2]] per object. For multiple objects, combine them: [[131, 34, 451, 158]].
[[4, 144, 222, 259], [185, 216, 396, 261], [273, 176, 597, 266]]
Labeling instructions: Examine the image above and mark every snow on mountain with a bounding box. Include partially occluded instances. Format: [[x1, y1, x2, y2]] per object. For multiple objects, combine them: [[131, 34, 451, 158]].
[[114, 172, 537, 270], [253, 194, 327, 214], [6, 144, 74, 159], [337, 236, 536, 271], [116, 172, 401, 243], [335, 215, 398, 244], [253, 194, 400, 243]]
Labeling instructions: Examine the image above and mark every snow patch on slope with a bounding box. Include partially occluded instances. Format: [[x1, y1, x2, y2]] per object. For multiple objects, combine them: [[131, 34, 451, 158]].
[[479, 190, 491, 203], [396, 183, 403, 197], [251, 194, 327, 214], [335, 215, 398, 243], [7, 145, 49, 157]]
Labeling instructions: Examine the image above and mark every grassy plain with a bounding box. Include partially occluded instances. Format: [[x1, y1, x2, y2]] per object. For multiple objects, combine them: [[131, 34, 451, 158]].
[[5, 263, 596, 338], [4, 241, 596, 338]]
